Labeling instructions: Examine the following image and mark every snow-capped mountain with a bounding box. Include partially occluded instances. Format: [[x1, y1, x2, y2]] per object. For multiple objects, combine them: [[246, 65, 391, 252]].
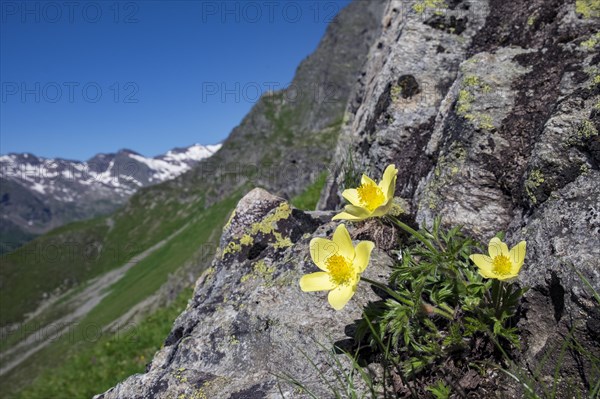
[[0, 144, 221, 251]]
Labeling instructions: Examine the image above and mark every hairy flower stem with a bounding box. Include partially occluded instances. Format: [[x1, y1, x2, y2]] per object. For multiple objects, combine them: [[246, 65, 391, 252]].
[[492, 280, 505, 318], [387, 215, 438, 254], [360, 276, 414, 307]]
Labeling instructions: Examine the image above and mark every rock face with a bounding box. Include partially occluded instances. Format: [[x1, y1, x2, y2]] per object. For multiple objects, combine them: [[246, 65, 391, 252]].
[[0, 144, 220, 252], [319, 0, 600, 392], [96, 189, 393, 399], [98, 0, 599, 396]]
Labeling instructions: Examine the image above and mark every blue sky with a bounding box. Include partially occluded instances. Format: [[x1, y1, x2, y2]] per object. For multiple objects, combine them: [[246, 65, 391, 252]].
[[0, 0, 351, 160]]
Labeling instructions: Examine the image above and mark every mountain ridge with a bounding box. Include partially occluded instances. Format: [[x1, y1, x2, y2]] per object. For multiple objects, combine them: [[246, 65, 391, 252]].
[[0, 143, 221, 251]]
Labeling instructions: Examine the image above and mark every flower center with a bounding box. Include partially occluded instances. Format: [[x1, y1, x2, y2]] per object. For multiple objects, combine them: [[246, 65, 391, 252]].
[[492, 254, 512, 276], [357, 181, 385, 211], [326, 254, 354, 286]]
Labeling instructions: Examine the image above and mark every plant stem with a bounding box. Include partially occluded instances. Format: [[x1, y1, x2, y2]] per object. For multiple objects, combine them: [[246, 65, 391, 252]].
[[387, 215, 438, 253], [360, 276, 413, 306], [493, 280, 504, 318], [428, 305, 455, 321]]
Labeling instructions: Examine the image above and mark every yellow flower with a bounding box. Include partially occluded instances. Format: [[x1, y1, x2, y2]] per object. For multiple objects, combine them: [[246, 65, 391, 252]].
[[333, 164, 398, 221], [299, 224, 374, 310], [470, 237, 526, 280]]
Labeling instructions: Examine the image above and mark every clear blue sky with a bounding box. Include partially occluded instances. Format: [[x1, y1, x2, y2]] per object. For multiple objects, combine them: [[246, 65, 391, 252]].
[[0, 0, 351, 160]]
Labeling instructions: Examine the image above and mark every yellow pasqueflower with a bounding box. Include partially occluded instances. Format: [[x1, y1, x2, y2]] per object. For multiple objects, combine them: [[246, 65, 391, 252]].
[[470, 237, 526, 280], [333, 164, 398, 221], [299, 224, 374, 310]]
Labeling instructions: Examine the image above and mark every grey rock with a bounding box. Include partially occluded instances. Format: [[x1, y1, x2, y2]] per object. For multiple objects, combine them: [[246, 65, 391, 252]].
[[320, 0, 600, 392], [513, 171, 600, 385], [96, 188, 393, 399]]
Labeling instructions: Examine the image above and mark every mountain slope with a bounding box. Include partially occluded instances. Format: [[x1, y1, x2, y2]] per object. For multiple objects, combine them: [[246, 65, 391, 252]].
[[0, 144, 221, 252]]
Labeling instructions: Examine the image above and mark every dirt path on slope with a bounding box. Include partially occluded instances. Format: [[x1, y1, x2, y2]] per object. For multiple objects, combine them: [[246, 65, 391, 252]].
[[0, 224, 188, 376]]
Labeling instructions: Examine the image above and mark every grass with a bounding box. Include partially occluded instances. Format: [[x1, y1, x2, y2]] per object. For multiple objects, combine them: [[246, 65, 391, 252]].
[[0, 216, 111, 326], [77, 194, 239, 329], [0, 181, 205, 327], [291, 171, 328, 210], [0, 194, 240, 398], [13, 287, 194, 399]]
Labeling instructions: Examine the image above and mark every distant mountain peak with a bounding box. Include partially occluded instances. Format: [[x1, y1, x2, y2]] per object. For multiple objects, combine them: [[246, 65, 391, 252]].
[[0, 142, 221, 240]]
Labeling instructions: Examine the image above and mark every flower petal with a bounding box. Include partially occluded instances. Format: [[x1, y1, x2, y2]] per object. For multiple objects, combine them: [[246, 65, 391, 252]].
[[488, 237, 508, 258], [333, 224, 354, 260], [509, 240, 526, 274], [361, 173, 378, 187], [371, 199, 393, 217], [341, 189, 362, 207], [332, 205, 372, 221], [299, 272, 335, 292], [496, 272, 519, 281], [470, 254, 495, 277], [328, 284, 356, 310], [379, 164, 398, 200], [353, 241, 374, 272], [309, 238, 338, 271]]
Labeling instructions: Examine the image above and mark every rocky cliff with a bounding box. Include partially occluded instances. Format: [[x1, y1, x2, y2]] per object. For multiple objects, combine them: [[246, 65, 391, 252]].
[[320, 0, 599, 393], [97, 0, 599, 397]]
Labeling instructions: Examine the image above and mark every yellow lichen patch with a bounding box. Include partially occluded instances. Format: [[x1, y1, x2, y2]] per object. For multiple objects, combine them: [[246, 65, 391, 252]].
[[583, 66, 600, 89], [240, 234, 254, 246], [577, 120, 599, 139], [580, 32, 600, 50], [272, 232, 293, 249], [222, 202, 293, 259], [240, 259, 277, 285], [525, 169, 545, 204], [187, 377, 230, 399], [221, 202, 292, 259], [254, 259, 276, 279], [173, 368, 189, 384], [463, 75, 481, 87], [221, 241, 242, 259], [228, 335, 240, 345], [389, 197, 408, 217], [576, 0, 600, 18], [478, 114, 494, 131], [412, 0, 447, 14], [457, 75, 495, 131], [246, 202, 293, 249], [457, 89, 474, 114], [249, 202, 292, 236]]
